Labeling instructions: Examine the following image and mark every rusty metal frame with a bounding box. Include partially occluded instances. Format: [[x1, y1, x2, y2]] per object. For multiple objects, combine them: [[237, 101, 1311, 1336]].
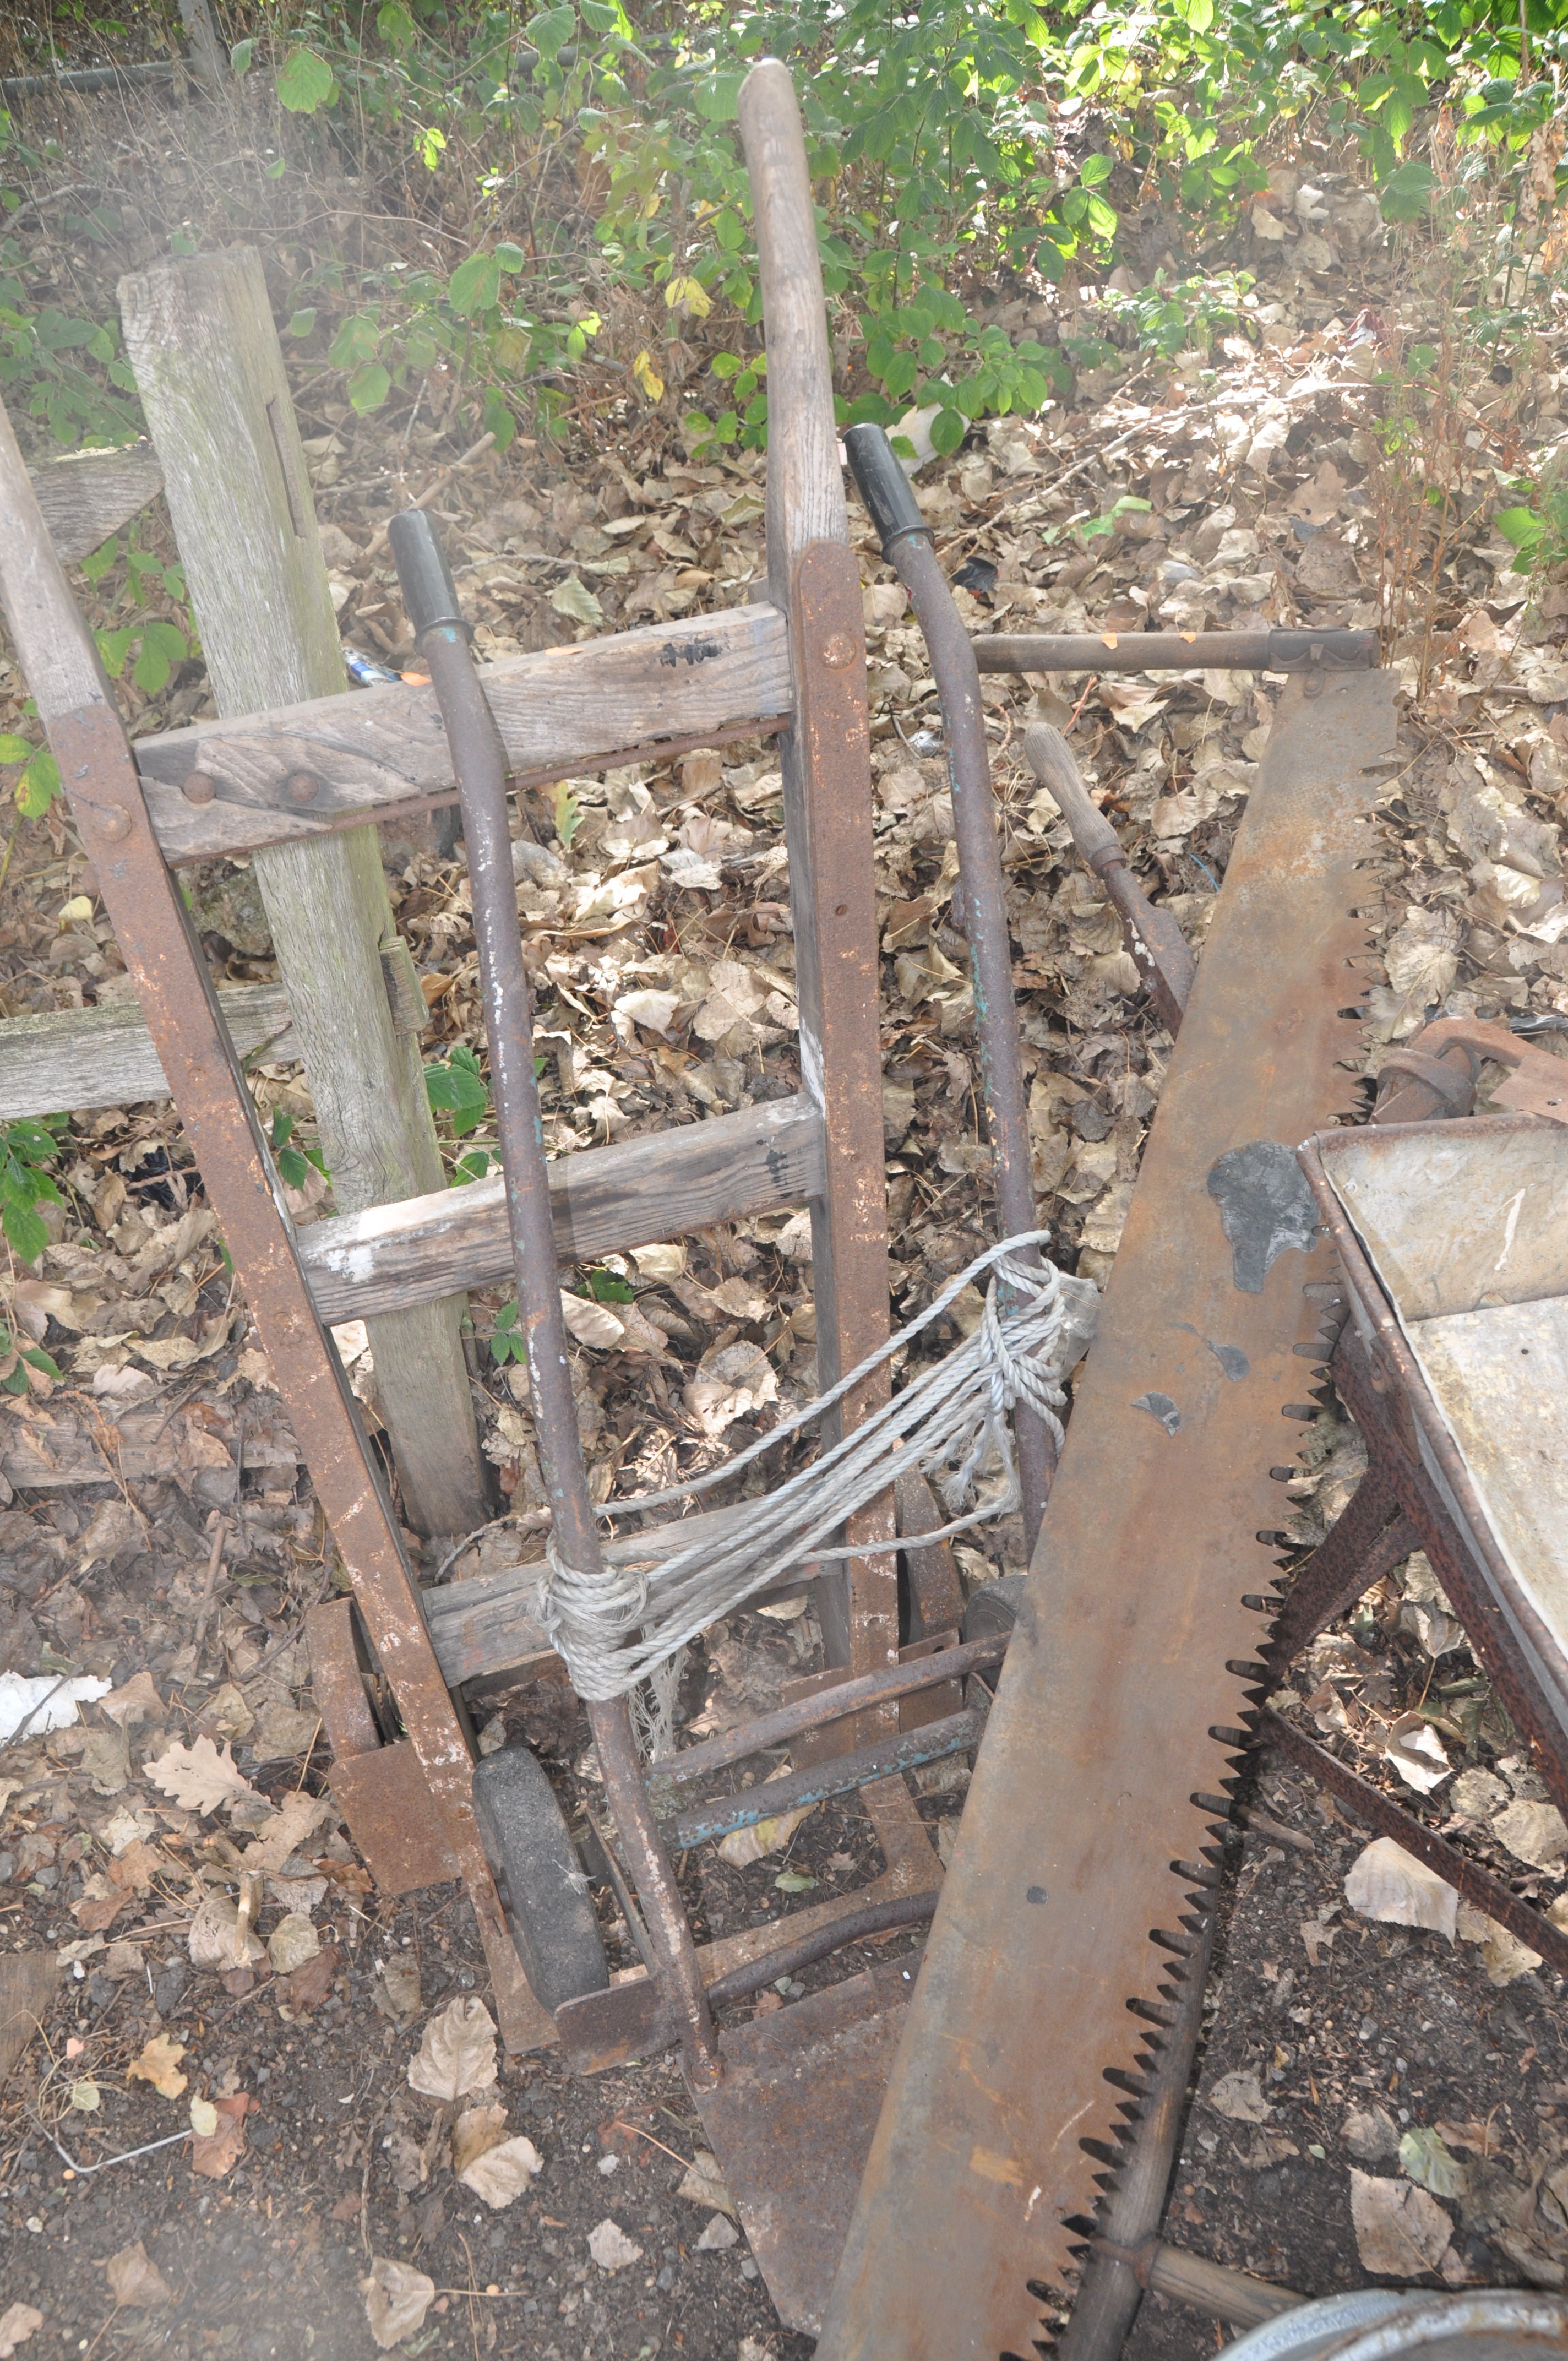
[[1298, 1117, 1568, 1798], [1264, 1706, 1568, 1977], [0, 395, 551, 2057]]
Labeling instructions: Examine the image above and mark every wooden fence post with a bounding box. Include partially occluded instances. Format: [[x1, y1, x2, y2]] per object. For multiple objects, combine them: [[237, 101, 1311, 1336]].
[[118, 247, 491, 1539]]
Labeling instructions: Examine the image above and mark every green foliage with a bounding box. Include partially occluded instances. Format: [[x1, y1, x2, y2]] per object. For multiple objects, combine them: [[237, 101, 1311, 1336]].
[[425, 1041, 546, 1183], [0, 1116, 66, 1266], [0, 1321, 61, 1395], [4, 0, 1566, 480], [488, 1298, 526, 1366], [97, 618, 189, 695], [581, 1265, 634, 1303], [228, 0, 1568, 472], [1495, 482, 1568, 576], [0, 731, 61, 820], [549, 782, 582, 851], [424, 1042, 491, 1138], [1079, 495, 1153, 543], [268, 1108, 328, 1193], [276, 46, 338, 113]]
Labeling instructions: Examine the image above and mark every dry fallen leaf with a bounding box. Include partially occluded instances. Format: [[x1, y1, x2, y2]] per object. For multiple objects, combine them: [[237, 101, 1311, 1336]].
[[76, 1727, 130, 1798], [696, 2212, 739, 2251], [1206, 2069, 1272, 2124], [1399, 2126, 1468, 2200], [407, 1995, 498, 2101], [676, 2150, 737, 2219], [126, 2032, 188, 2100], [102, 2240, 175, 2308], [1348, 2167, 1452, 2277], [1383, 1713, 1452, 1795], [1457, 1900, 1542, 1987], [238, 1789, 333, 1876], [373, 1954, 421, 2023], [246, 1698, 322, 1763], [1343, 2105, 1400, 2163], [190, 2091, 251, 2180], [189, 2096, 219, 2138], [1343, 1838, 1457, 1940], [266, 1912, 320, 1975], [188, 1894, 265, 1973], [361, 2257, 435, 2351], [452, 2104, 543, 2210], [144, 1734, 259, 1816], [0, 2303, 43, 2358], [1492, 1799, 1568, 1872], [97, 1669, 164, 1728], [587, 2218, 644, 2273], [450, 2103, 509, 2175], [284, 1944, 341, 2015]]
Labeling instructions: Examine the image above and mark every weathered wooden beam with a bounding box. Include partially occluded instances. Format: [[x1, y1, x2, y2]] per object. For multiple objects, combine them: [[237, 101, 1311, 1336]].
[[28, 444, 164, 565], [741, 63, 900, 1715], [129, 602, 792, 864], [0, 983, 295, 1121], [119, 248, 490, 1537], [298, 1094, 825, 1323]]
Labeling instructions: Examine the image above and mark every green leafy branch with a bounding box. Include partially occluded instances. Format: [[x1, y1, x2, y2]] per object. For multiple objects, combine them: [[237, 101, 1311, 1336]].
[[0, 1115, 66, 1264]]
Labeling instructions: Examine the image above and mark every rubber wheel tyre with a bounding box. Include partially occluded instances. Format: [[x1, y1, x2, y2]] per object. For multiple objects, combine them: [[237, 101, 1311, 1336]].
[[961, 1572, 1026, 1647], [471, 1749, 610, 2011]]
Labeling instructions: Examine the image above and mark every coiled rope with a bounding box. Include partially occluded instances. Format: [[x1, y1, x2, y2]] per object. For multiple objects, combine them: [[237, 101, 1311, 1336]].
[[538, 1231, 1082, 1705]]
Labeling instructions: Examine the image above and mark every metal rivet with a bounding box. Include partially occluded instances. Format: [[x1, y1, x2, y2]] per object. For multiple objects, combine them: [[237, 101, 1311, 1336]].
[[285, 769, 320, 805], [182, 768, 218, 805], [820, 632, 856, 669], [95, 807, 132, 842]]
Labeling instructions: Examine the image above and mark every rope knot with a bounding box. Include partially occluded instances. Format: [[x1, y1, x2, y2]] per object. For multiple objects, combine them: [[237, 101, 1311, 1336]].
[[539, 1546, 649, 1702]]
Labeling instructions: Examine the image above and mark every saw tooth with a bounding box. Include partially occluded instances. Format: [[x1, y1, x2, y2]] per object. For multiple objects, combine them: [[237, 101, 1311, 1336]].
[[1209, 1722, 1255, 1749], [1103, 2066, 1150, 2097]]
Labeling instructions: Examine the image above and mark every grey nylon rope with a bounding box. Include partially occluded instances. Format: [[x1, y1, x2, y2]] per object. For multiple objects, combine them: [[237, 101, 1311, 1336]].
[[538, 1232, 1085, 1704]]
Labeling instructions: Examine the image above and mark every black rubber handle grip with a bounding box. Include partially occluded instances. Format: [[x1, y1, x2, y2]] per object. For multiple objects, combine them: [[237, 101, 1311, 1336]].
[[843, 422, 931, 556], [389, 507, 467, 638]]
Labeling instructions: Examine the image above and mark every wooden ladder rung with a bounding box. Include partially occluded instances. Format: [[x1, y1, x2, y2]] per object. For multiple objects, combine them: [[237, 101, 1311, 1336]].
[[300, 1093, 825, 1323], [131, 602, 793, 863]]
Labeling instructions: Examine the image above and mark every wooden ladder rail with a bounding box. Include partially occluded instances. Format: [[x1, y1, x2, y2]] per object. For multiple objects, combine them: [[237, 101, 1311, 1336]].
[[0, 388, 552, 2061]]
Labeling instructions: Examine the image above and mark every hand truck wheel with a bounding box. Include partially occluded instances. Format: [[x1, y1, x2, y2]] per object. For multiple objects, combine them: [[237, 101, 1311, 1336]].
[[961, 1573, 1026, 1646], [962, 1573, 1026, 1698], [471, 1749, 611, 2012]]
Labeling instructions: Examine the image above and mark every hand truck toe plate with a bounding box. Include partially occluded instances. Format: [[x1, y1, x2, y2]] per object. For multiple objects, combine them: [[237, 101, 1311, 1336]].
[[690, 1955, 918, 2337]]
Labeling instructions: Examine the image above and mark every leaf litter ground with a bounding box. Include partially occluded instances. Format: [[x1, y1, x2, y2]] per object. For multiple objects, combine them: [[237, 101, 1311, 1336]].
[[2, 119, 1568, 2361]]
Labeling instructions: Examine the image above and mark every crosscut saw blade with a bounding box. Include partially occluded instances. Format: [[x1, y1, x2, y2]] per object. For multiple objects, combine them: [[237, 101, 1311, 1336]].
[[816, 667, 1396, 2361]]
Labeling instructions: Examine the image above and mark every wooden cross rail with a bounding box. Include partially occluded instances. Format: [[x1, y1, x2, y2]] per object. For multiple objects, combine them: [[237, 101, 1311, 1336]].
[[128, 603, 792, 863]]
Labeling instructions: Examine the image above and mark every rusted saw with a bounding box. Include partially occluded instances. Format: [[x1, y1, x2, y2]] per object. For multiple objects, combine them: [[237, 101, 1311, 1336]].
[[817, 665, 1397, 2359]]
